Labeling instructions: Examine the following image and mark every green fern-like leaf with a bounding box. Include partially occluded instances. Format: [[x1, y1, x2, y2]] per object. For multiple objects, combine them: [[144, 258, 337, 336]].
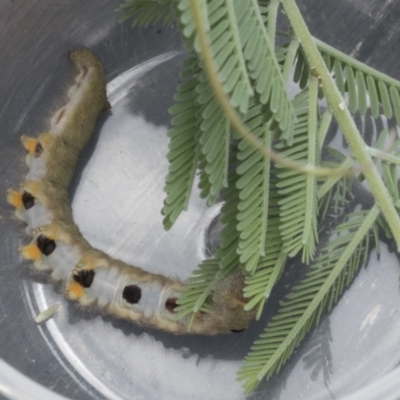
[[119, 2, 400, 393], [317, 148, 353, 220], [238, 206, 380, 393], [205, 0, 254, 114], [162, 57, 201, 229], [276, 80, 319, 263], [264, 0, 280, 44], [214, 159, 242, 269], [117, 0, 175, 27], [235, 101, 272, 272], [293, 47, 310, 90], [374, 132, 400, 242], [367, 129, 400, 168], [318, 166, 353, 221], [176, 155, 242, 317], [235, 0, 295, 140], [314, 38, 400, 124], [281, 39, 301, 84], [176, 0, 210, 53], [174, 258, 220, 320], [242, 180, 286, 318], [318, 126, 400, 223], [378, 131, 400, 207], [195, 70, 231, 205]]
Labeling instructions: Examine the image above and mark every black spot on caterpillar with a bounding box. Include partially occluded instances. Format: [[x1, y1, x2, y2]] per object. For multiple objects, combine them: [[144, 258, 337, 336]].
[[36, 234, 56, 256], [34, 142, 43, 157], [6, 48, 256, 334], [22, 191, 35, 210], [73, 269, 95, 288], [165, 297, 178, 313], [123, 285, 142, 304]]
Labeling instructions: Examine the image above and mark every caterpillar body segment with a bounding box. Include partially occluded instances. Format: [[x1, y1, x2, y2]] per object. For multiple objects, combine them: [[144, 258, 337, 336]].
[[7, 48, 255, 335]]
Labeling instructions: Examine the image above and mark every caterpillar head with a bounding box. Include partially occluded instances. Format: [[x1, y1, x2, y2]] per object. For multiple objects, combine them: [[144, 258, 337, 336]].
[[192, 272, 256, 334]]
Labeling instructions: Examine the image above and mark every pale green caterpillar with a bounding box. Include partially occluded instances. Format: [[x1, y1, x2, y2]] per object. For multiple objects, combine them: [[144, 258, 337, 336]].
[[6, 48, 255, 334]]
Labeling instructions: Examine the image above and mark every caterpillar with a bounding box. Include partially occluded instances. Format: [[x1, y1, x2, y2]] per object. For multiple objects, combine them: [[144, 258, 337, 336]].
[[6, 48, 255, 335]]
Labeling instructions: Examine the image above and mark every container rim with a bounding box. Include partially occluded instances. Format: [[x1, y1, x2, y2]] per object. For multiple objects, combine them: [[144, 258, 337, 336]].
[[1, 358, 400, 400]]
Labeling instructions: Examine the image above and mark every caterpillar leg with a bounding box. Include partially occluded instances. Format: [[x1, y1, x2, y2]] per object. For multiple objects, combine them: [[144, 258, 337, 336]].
[[65, 255, 111, 306], [67, 282, 86, 301], [64, 253, 104, 307], [33, 223, 73, 245], [65, 254, 121, 307], [7, 185, 52, 233], [21, 225, 82, 281], [6, 189, 23, 211], [19, 243, 43, 262], [21, 135, 41, 157]]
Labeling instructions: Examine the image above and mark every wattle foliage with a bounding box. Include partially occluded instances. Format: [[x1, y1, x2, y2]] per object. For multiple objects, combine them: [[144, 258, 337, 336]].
[[118, 0, 400, 393]]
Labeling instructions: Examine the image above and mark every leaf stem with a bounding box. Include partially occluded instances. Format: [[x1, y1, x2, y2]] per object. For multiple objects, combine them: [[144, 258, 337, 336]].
[[281, 0, 400, 250], [302, 76, 318, 249], [260, 124, 272, 256], [251, 0, 288, 91], [367, 147, 400, 166]]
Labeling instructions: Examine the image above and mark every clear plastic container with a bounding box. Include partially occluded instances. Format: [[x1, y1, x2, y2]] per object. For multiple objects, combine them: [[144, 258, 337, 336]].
[[1, 1, 400, 399]]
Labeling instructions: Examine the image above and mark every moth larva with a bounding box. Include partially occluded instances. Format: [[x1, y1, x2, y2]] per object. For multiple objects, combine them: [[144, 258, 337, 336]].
[[6, 48, 255, 334]]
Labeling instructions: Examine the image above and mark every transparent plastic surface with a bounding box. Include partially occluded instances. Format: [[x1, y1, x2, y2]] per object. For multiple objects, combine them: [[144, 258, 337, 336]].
[[1, 1, 400, 399]]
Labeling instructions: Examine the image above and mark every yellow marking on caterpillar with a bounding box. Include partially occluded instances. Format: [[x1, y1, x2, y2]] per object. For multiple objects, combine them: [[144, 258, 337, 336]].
[[20, 181, 42, 197], [38, 133, 54, 149], [19, 244, 42, 261], [75, 253, 98, 271], [35, 225, 76, 247], [6, 189, 23, 210], [20, 135, 38, 155], [32, 224, 60, 240], [68, 282, 85, 299]]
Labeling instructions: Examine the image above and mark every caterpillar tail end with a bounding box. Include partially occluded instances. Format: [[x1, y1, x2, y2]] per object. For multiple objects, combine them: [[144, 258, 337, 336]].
[[69, 47, 103, 74]]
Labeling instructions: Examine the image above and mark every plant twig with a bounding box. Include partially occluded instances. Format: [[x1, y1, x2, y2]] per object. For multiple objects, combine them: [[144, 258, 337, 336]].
[[188, 0, 352, 178], [281, 0, 400, 250]]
